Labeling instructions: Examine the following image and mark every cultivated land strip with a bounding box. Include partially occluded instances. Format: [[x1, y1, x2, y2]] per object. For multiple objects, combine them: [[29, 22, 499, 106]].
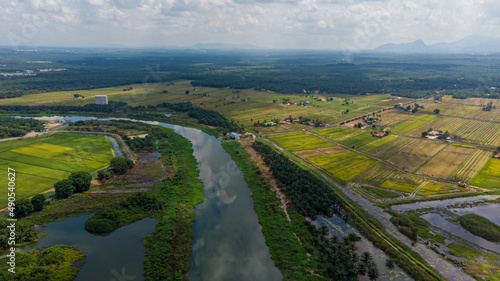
[[265, 140, 472, 281]]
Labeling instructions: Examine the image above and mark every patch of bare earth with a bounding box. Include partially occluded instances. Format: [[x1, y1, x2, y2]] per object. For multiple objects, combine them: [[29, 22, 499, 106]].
[[237, 139, 293, 222]]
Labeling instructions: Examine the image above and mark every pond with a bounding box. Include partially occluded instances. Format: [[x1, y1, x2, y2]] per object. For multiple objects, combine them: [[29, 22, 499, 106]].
[[23, 214, 158, 281]]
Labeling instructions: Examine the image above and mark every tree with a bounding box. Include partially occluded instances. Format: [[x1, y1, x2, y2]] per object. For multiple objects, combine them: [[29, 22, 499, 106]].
[[14, 198, 33, 218], [74, 94, 80, 98], [421, 131, 429, 138], [185, 90, 190, 95], [31, 194, 46, 212], [434, 109, 441, 114], [54, 179, 75, 199], [110, 157, 134, 174], [368, 261, 379, 280], [69, 171, 92, 193]]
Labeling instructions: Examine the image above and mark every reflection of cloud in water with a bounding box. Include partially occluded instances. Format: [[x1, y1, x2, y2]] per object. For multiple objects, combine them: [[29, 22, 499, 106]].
[[217, 188, 237, 205]]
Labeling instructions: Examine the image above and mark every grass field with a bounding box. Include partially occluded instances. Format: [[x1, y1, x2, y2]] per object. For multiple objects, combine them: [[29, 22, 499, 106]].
[[0, 134, 113, 208], [307, 152, 357, 166], [265, 132, 334, 151]]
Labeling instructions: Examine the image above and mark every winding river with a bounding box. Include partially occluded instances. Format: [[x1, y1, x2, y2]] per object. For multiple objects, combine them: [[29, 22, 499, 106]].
[[24, 116, 283, 280]]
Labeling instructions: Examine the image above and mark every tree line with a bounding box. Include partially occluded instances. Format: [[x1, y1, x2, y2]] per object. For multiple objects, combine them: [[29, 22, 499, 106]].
[[252, 141, 345, 218]]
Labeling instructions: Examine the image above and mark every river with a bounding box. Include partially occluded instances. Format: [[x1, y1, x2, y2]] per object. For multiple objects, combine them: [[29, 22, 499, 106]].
[[19, 115, 283, 281]]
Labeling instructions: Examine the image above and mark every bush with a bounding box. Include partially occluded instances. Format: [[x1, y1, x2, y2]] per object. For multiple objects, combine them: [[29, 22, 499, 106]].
[[69, 171, 92, 193], [30, 194, 46, 212], [126, 192, 161, 211], [85, 218, 116, 234], [14, 198, 33, 219], [38, 247, 65, 266], [110, 157, 134, 174], [54, 179, 75, 199]]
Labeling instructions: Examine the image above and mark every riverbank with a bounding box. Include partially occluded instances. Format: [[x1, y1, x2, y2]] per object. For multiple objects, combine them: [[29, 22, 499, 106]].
[[222, 140, 319, 280], [143, 126, 204, 280]]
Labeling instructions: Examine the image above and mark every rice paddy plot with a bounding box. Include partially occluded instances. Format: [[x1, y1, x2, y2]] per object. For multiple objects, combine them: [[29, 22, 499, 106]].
[[417, 149, 470, 179], [380, 180, 416, 194], [294, 149, 326, 159], [418, 182, 457, 195], [387, 153, 429, 172], [439, 118, 469, 134], [307, 152, 357, 166], [0, 134, 114, 208], [391, 114, 436, 134], [451, 149, 492, 182], [316, 146, 350, 155], [322, 155, 377, 181], [352, 163, 397, 185], [358, 134, 399, 152], [266, 132, 334, 151], [367, 136, 416, 159]]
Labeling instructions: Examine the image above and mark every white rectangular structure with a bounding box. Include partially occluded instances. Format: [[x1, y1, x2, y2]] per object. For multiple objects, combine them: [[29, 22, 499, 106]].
[[95, 95, 108, 105]]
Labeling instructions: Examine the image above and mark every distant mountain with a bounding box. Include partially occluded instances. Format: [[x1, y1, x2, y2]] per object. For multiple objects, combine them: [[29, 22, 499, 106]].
[[374, 35, 500, 53]]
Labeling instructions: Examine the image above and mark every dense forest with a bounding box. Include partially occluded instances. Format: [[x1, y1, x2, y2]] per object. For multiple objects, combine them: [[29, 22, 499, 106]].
[[2, 48, 500, 100], [156, 102, 243, 132], [252, 140, 345, 218], [0, 117, 43, 138]]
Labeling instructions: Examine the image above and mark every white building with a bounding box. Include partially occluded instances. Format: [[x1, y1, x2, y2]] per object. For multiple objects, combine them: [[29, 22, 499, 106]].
[[95, 95, 108, 105]]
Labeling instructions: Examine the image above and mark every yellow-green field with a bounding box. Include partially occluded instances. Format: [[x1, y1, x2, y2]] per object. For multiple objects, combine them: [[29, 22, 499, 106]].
[[471, 158, 500, 188], [0, 134, 114, 208], [265, 132, 333, 151], [322, 155, 377, 181]]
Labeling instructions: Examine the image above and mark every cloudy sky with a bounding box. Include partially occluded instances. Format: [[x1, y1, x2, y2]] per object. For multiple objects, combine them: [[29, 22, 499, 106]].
[[1, 0, 499, 49]]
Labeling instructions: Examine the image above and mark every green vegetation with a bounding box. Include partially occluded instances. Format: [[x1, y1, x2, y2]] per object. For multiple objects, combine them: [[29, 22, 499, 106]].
[[390, 212, 430, 242], [252, 140, 345, 217], [0, 218, 37, 250], [0, 134, 114, 208], [109, 157, 134, 174], [471, 158, 500, 188], [0, 116, 43, 138], [0, 245, 85, 281], [222, 141, 314, 279], [143, 127, 204, 281], [456, 214, 500, 242], [266, 132, 334, 151]]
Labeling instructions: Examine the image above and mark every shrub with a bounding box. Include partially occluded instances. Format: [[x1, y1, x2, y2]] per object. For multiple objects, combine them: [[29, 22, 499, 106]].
[[14, 198, 33, 219], [54, 179, 75, 199], [30, 194, 46, 212], [69, 171, 92, 193], [85, 218, 116, 234], [126, 191, 161, 211]]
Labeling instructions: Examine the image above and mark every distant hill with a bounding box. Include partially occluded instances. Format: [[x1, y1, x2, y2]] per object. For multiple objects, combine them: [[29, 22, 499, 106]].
[[374, 35, 500, 53]]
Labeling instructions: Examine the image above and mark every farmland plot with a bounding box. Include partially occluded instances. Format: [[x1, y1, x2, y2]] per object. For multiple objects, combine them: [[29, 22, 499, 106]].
[[391, 114, 436, 134], [308, 152, 357, 166], [358, 134, 399, 152], [367, 136, 416, 159], [471, 158, 500, 188], [353, 163, 396, 185], [438, 118, 469, 134], [451, 149, 492, 182], [322, 155, 377, 181], [406, 116, 452, 137], [418, 149, 470, 179], [266, 132, 333, 151], [386, 138, 447, 171], [418, 182, 457, 196], [484, 127, 500, 147]]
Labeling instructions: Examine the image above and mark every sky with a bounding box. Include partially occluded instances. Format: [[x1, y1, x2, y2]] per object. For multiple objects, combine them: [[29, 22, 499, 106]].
[[1, 0, 499, 49]]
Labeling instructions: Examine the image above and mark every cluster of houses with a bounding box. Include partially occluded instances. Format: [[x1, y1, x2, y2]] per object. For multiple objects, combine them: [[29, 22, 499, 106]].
[[287, 101, 310, 105], [229, 132, 253, 139]]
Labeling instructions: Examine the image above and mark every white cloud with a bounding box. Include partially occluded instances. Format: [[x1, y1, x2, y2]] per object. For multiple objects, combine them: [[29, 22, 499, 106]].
[[0, 0, 499, 49]]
